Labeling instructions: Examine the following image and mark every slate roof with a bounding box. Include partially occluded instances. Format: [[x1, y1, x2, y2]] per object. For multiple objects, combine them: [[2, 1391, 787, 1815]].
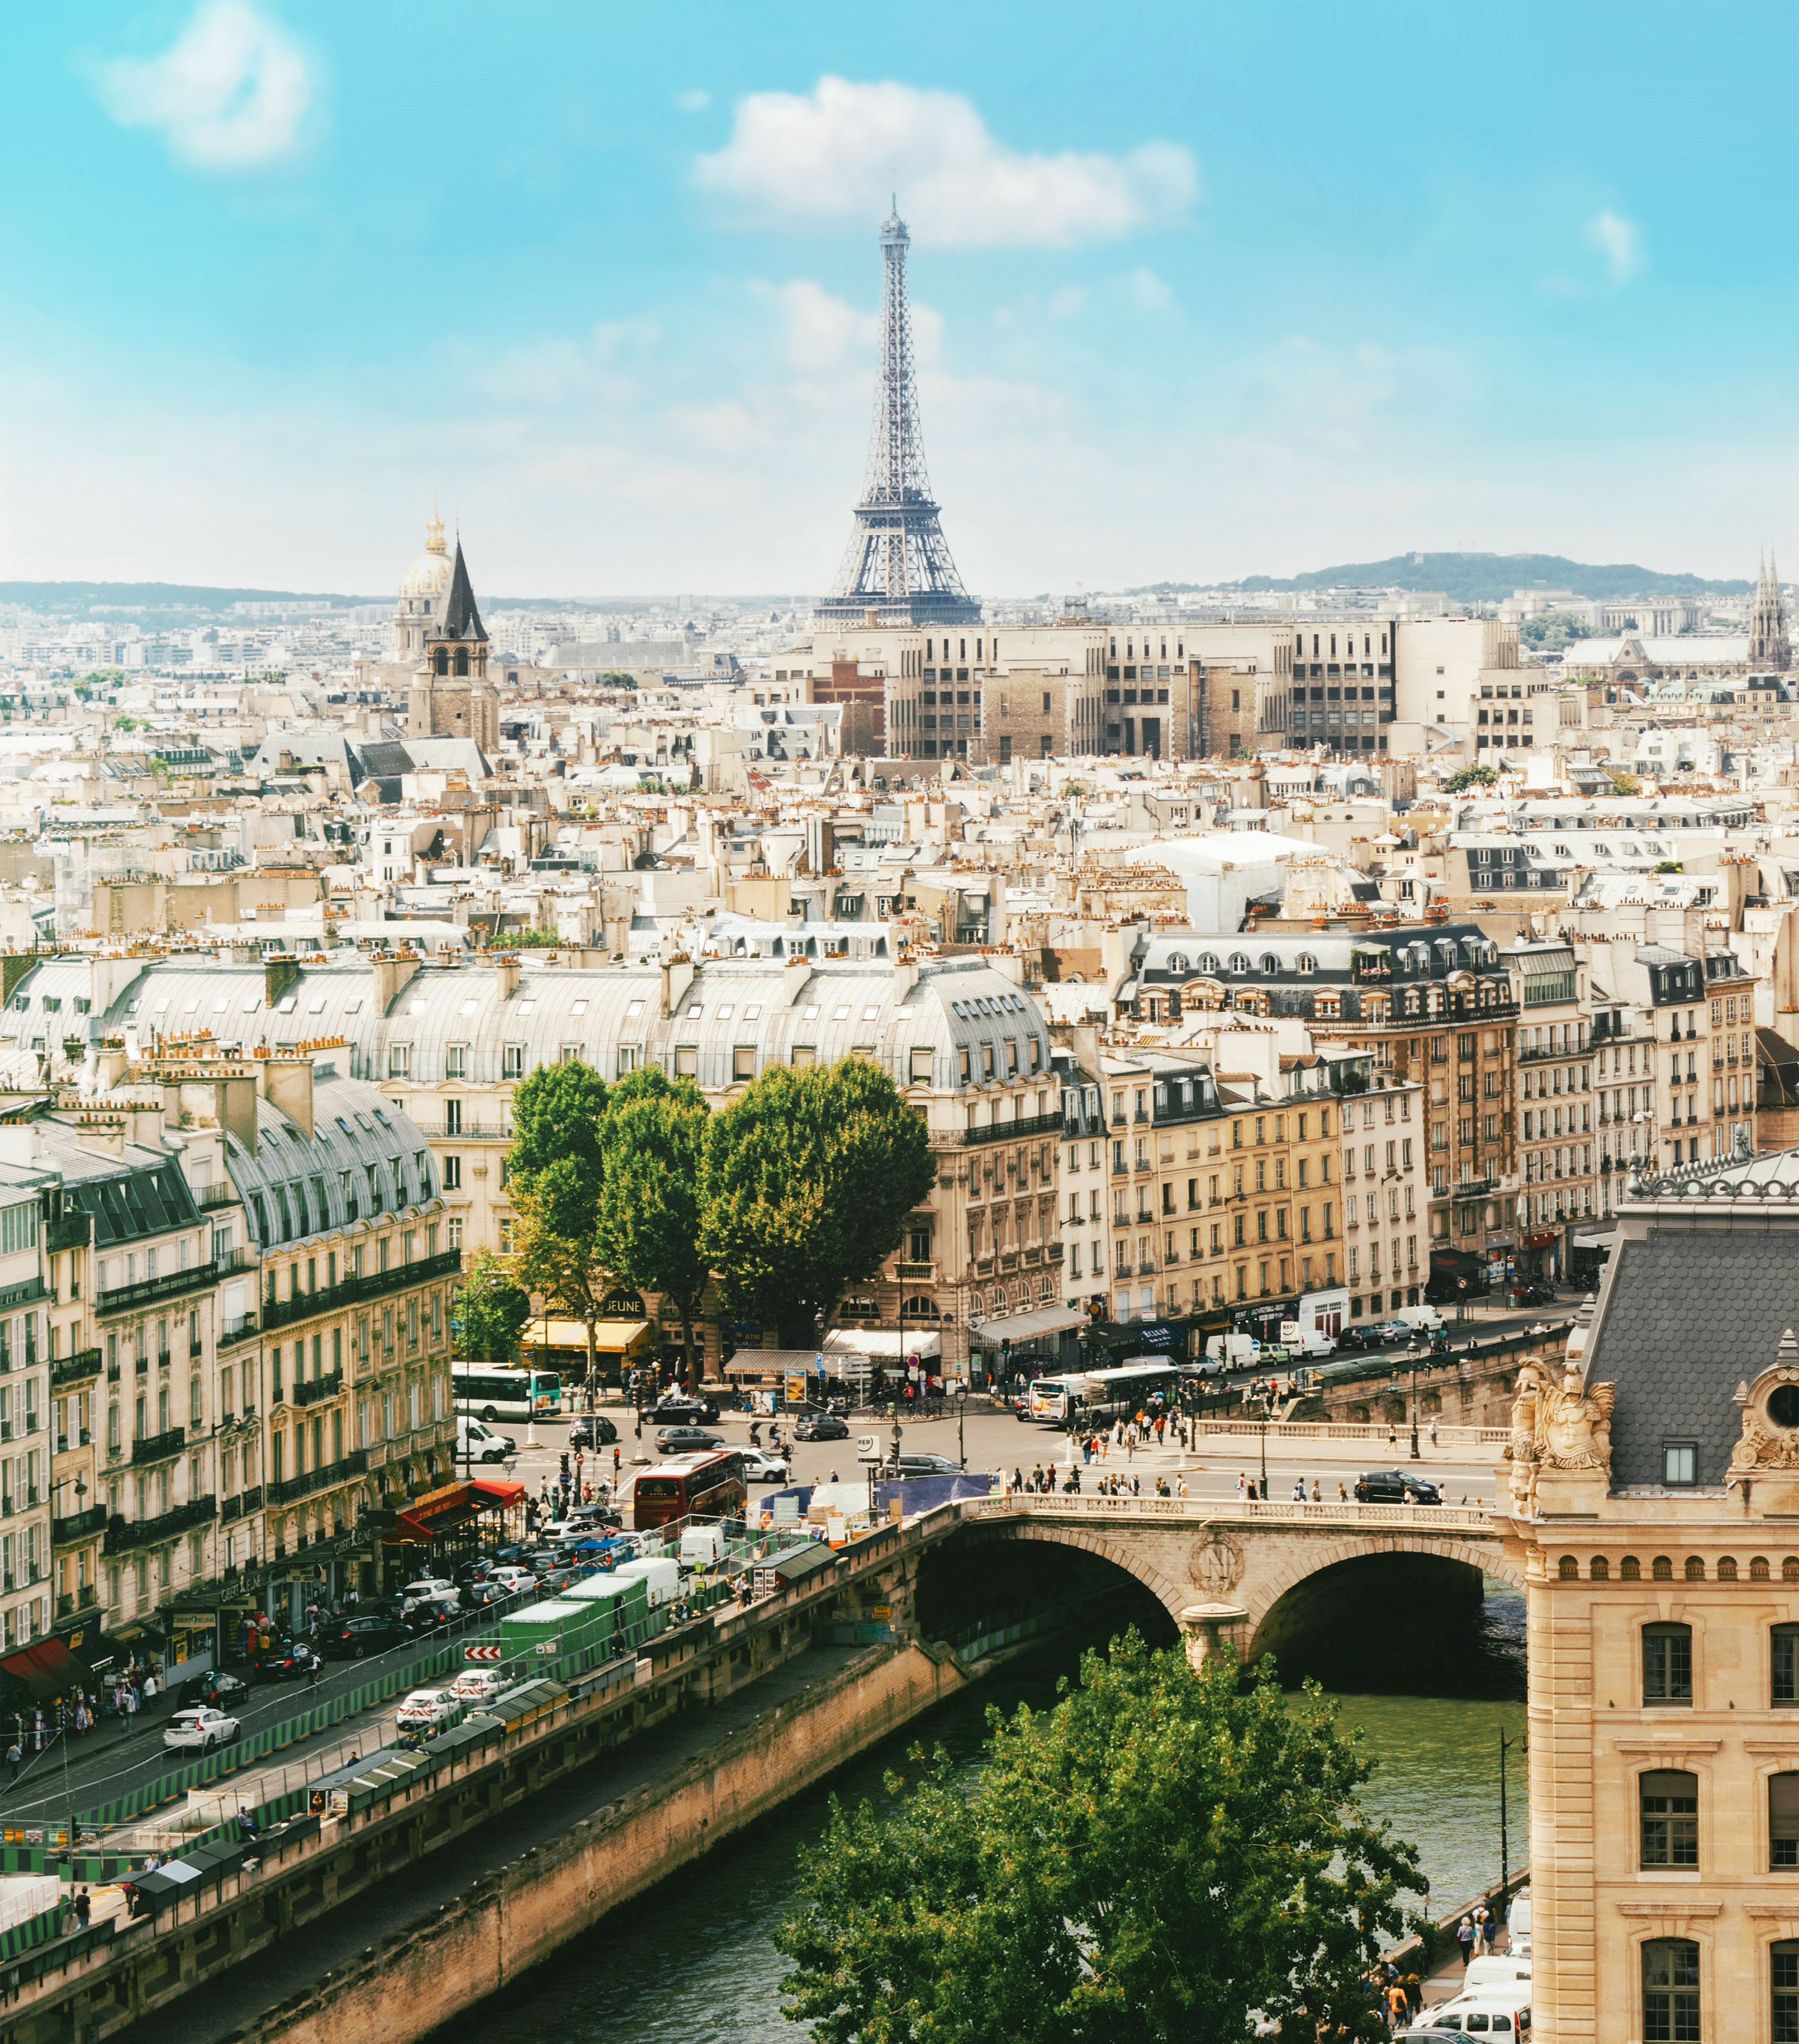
[[439, 542, 486, 644], [1586, 1229, 1799, 1489]]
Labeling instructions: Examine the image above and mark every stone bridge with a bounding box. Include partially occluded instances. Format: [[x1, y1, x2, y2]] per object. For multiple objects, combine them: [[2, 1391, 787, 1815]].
[[949, 1494, 1516, 1664]]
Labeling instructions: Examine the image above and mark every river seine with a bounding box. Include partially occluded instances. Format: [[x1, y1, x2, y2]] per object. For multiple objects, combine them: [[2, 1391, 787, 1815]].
[[441, 1584, 1526, 2044]]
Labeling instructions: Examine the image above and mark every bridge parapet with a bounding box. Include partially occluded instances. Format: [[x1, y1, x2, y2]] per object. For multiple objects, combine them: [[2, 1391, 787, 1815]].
[[968, 1494, 1497, 1536]]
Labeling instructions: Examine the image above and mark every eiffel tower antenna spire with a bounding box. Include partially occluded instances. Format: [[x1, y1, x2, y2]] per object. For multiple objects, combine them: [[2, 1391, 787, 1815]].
[[814, 203, 979, 630]]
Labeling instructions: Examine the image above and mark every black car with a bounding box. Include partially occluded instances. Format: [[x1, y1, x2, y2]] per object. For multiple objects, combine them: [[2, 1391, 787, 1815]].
[[1353, 1469, 1443, 1505], [254, 1641, 326, 1680], [1332, 1326, 1386, 1354], [649, 1394, 720, 1425], [795, 1414, 850, 1441], [655, 1425, 725, 1453], [568, 1414, 619, 1449], [318, 1613, 413, 1660], [179, 1667, 254, 1710]]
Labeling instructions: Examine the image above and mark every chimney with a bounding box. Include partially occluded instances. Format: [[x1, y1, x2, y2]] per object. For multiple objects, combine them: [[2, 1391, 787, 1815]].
[[372, 952, 421, 1013], [661, 957, 696, 1018], [493, 956, 521, 1000], [265, 957, 302, 1011], [260, 1055, 314, 1138]]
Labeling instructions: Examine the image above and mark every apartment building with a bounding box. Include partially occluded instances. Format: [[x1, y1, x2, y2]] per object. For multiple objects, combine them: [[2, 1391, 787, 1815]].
[[1338, 1072, 1430, 1321], [1123, 918, 1518, 1278], [1503, 1151, 1799, 2044], [0, 1158, 55, 1660], [1505, 940, 1601, 1286]]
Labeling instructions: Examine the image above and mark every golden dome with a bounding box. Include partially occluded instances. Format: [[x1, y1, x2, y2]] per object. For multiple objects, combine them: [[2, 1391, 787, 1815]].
[[399, 511, 451, 600]]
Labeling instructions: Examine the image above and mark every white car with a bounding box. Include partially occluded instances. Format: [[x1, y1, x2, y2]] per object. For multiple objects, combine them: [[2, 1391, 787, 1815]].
[[739, 1447, 791, 1483], [399, 1576, 455, 1602], [164, 1706, 240, 1753], [449, 1667, 507, 1705], [394, 1687, 461, 1732], [485, 1566, 537, 1593]]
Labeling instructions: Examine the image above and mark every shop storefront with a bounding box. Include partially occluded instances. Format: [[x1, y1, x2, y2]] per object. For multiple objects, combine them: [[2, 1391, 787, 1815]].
[[382, 1477, 525, 1582], [822, 1330, 941, 1401], [525, 1315, 657, 1393], [968, 1304, 1084, 1386]]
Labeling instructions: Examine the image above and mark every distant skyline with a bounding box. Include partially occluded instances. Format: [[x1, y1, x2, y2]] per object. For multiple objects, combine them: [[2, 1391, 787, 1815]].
[[0, 1, 1792, 597]]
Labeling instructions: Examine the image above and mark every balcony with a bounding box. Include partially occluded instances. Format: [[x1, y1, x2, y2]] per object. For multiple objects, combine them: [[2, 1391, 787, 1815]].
[[46, 1215, 89, 1256], [131, 1426, 186, 1467], [220, 1313, 258, 1347], [268, 1449, 368, 1507], [103, 1494, 216, 1555], [259, 1248, 463, 1333], [293, 1370, 344, 1408], [426, 1121, 513, 1140], [98, 1254, 240, 1317], [958, 1112, 1064, 1148], [52, 1504, 107, 1545], [196, 1184, 238, 1209], [56, 1591, 101, 1622], [892, 1262, 934, 1281], [221, 1485, 264, 1522], [50, 1347, 102, 1389]]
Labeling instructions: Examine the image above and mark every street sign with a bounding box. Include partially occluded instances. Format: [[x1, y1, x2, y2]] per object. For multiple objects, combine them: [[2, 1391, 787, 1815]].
[[534, 1639, 559, 1655], [464, 1643, 503, 1662]]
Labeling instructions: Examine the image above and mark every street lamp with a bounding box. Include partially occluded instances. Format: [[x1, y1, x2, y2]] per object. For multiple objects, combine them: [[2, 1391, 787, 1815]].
[[955, 1383, 968, 1471], [1407, 1342, 1423, 1461], [1258, 1397, 1269, 1500]]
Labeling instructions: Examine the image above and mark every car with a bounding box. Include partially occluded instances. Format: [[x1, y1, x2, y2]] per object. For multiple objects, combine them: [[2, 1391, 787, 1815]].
[[794, 1414, 850, 1441], [320, 1613, 414, 1660], [459, 1579, 513, 1610], [393, 1687, 462, 1733], [485, 1565, 537, 1593], [1353, 1469, 1443, 1506], [537, 1566, 591, 1596], [738, 1446, 791, 1483], [178, 1668, 254, 1710], [253, 1642, 325, 1681], [568, 1414, 619, 1450], [890, 1451, 961, 1477], [163, 1706, 240, 1753], [404, 1590, 463, 1630], [655, 1425, 725, 1453], [1331, 1326, 1385, 1354], [449, 1667, 509, 1705], [649, 1393, 720, 1425], [1367, 1320, 1416, 1346], [398, 1576, 456, 1602], [539, 1503, 621, 1541], [457, 1418, 515, 1463]]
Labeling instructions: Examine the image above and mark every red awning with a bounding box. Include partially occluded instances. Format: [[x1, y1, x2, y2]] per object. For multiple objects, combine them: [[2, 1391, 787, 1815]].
[[0, 1639, 82, 1698], [391, 1478, 526, 1543]]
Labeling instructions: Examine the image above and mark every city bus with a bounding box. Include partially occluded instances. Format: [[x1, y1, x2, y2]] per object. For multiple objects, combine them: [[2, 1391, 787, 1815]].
[[628, 1449, 747, 1533], [1025, 1360, 1183, 1428], [452, 1366, 564, 1423]]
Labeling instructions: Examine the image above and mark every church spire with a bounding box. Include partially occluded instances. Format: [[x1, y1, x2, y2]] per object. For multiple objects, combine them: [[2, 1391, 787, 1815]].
[[441, 540, 486, 643], [1748, 546, 1791, 673]]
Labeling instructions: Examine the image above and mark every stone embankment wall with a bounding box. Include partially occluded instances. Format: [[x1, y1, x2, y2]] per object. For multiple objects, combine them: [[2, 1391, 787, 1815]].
[[228, 1640, 963, 2044]]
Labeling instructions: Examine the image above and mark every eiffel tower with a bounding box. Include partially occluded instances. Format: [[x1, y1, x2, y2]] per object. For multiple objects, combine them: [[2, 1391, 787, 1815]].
[[814, 206, 980, 630]]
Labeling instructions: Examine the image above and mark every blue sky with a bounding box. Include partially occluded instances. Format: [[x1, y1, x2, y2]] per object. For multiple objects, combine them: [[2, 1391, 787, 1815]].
[[0, 0, 1791, 597]]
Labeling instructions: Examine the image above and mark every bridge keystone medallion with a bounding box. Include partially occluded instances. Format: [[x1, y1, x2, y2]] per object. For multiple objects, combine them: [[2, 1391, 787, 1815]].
[[1189, 1531, 1244, 1595]]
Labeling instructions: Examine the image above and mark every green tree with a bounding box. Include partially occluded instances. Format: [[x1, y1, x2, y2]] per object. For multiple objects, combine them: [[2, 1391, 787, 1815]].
[[1606, 768, 1642, 795], [113, 714, 143, 732], [1518, 609, 1590, 652], [700, 1058, 935, 1338], [453, 1248, 532, 1365], [506, 1060, 610, 1393], [777, 1635, 1422, 2044], [596, 1067, 711, 1387], [1441, 763, 1498, 793]]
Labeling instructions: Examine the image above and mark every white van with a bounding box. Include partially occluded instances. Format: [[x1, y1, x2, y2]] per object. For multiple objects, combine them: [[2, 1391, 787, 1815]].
[[1403, 1985, 1531, 2033], [1463, 1956, 1531, 1990], [613, 1555, 681, 1608], [1277, 1321, 1338, 1359], [1505, 1892, 1531, 1954], [1204, 1333, 1261, 1371], [1393, 1304, 1446, 1335], [458, 1414, 515, 1464]]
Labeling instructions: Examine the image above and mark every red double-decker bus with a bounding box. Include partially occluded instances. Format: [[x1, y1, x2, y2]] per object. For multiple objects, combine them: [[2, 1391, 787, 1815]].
[[629, 1449, 747, 1531]]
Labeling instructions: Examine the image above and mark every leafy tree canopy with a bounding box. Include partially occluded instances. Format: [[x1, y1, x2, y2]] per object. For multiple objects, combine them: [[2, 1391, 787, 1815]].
[[1606, 768, 1642, 795], [700, 1058, 934, 1332], [597, 1068, 711, 1379], [454, 1248, 532, 1364], [777, 1636, 1423, 2044], [509, 1058, 608, 1197], [1441, 763, 1498, 792], [1518, 610, 1591, 651]]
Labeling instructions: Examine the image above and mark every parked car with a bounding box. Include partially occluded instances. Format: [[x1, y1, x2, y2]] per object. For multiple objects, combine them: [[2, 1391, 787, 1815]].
[[539, 1503, 621, 1541], [449, 1667, 509, 1706], [655, 1425, 725, 1454], [320, 1613, 413, 1660], [1353, 1469, 1443, 1506], [394, 1687, 462, 1733], [404, 1591, 464, 1630], [890, 1451, 961, 1477], [179, 1668, 254, 1710], [398, 1576, 456, 1602], [1370, 1320, 1418, 1346], [795, 1413, 850, 1442], [254, 1642, 324, 1681], [459, 1579, 513, 1611], [1332, 1326, 1387, 1354], [537, 1566, 591, 1596], [164, 1706, 240, 1754], [457, 1417, 515, 1464], [484, 1565, 537, 1594], [568, 1414, 619, 1450], [738, 1446, 791, 1483]]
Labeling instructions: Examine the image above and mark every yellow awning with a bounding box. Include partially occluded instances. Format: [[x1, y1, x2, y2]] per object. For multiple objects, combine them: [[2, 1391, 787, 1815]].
[[524, 1317, 654, 1357]]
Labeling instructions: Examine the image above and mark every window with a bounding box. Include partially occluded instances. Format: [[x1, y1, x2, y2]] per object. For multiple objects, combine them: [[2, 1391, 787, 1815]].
[[1777, 1625, 1799, 1706], [442, 1157, 461, 1191], [1639, 1770, 1698, 1867], [503, 1045, 524, 1079], [388, 1044, 411, 1079], [1641, 1938, 1699, 2042], [1643, 1622, 1692, 1705], [446, 1044, 467, 1079], [675, 1046, 697, 1077], [910, 1047, 933, 1084], [1776, 1940, 1799, 2041], [1663, 1441, 1698, 1486], [732, 1046, 755, 1081], [1772, 1775, 1799, 1869]]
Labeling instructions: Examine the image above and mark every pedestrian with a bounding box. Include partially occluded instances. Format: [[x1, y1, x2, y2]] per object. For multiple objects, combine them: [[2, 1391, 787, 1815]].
[[1338, 1480, 1350, 1501], [1235, 1471, 1247, 1499], [1429, 1416, 1439, 1447], [1175, 1473, 1187, 1499], [121, 1687, 138, 1737], [5, 1740, 19, 1784], [1404, 1973, 1423, 2021], [73, 1889, 90, 1931], [142, 1670, 159, 1712], [1385, 1979, 1408, 2028], [1455, 1916, 1475, 1969], [1388, 1423, 1398, 1449], [1472, 1901, 1491, 1956], [1292, 1478, 1306, 1503]]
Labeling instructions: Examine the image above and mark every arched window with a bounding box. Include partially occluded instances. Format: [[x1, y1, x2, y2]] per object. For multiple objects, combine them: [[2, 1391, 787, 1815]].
[[1166, 952, 1188, 975], [1294, 953, 1316, 975], [1620, 1555, 1641, 1579], [1558, 1555, 1579, 1580], [1643, 1621, 1692, 1705], [1228, 953, 1251, 974], [899, 1295, 940, 1321], [455, 648, 469, 677], [1785, 1557, 1799, 1584], [1639, 1771, 1698, 1867], [1260, 954, 1280, 976], [1642, 1938, 1700, 2036], [1590, 1556, 1610, 1581], [1773, 1778, 1799, 1867], [1653, 1554, 1674, 1580], [1753, 1556, 1772, 1581], [1684, 1555, 1706, 1581], [1197, 953, 1219, 973], [1717, 1555, 1738, 1581], [432, 648, 448, 676]]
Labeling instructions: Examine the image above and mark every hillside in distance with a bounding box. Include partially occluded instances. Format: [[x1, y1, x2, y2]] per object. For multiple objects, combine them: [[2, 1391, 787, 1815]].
[[1218, 552, 1750, 603]]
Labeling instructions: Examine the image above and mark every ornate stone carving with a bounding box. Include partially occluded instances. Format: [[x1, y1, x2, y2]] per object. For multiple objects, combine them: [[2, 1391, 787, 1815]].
[[1729, 1347, 1799, 1476], [1505, 1360, 1542, 1513], [1537, 1365, 1616, 1473], [1189, 1533, 1244, 1595]]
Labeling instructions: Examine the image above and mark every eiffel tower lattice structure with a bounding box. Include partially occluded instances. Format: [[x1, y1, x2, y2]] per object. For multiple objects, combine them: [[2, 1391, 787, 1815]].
[[814, 207, 981, 631]]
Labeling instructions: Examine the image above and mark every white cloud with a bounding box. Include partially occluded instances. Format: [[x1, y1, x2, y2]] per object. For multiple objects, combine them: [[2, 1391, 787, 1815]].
[[1130, 267, 1173, 312], [1586, 208, 1644, 284], [673, 88, 709, 113], [770, 281, 876, 372], [92, 0, 316, 169], [694, 76, 1197, 248]]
